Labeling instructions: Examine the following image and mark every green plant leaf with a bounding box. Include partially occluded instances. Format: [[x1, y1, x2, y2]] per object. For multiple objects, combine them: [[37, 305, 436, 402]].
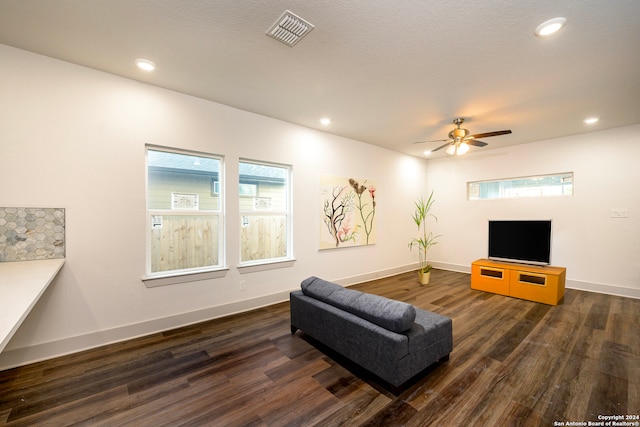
[[409, 191, 440, 273]]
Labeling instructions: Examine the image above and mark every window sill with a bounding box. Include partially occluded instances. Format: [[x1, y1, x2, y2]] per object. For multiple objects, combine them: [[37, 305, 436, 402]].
[[142, 268, 229, 288], [237, 258, 296, 274]]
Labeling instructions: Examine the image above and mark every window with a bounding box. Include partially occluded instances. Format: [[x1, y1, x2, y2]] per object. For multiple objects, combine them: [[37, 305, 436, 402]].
[[239, 160, 291, 265], [146, 147, 224, 276], [468, 172, 573, 200]]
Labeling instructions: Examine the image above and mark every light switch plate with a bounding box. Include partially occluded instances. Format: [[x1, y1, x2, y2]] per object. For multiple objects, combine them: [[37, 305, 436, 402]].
[[611, 209, 629, 218]]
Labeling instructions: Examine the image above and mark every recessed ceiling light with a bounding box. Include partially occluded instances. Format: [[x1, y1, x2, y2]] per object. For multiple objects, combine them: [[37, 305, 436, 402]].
[[535, 17, 567, 38], [135, 58, 156, 71], [320, 117, 331, 126], [583, 117, 599, 124]]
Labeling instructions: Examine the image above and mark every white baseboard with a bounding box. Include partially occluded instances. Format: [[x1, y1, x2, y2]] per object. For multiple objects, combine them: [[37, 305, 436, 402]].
[[430, 261, 471, 274], [334, 262, 471, 286], [0, 290, 292, 371], [333, 263, 419, 286], [2, 263, 636, 371], [565, 279, 640, 300]]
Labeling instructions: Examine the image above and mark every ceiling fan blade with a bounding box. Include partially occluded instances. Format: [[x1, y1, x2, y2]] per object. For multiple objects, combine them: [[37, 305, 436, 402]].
[[431, 142, 453, 152], [468, 139, 488, 147], [470, 130, 511, 139], [412, 138, 448, 144]]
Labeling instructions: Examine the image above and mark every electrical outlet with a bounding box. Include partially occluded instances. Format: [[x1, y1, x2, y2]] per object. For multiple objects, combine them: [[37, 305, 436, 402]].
[[611, 209, 628, 218], [239, 280, 246, 291]]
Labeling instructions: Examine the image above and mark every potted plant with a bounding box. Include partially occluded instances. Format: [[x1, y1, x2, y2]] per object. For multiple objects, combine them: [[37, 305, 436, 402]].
[[409, 191, 440, 285]]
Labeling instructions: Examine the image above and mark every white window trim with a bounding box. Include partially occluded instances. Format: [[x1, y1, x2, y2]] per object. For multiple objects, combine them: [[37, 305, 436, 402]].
[[142, 267, 229, 288], [144, 145, 226, 284], [238, 159, 293, 267]]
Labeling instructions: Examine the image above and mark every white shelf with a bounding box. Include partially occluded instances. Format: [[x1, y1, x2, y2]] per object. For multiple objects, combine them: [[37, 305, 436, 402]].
[[0, 259, 65, 353]]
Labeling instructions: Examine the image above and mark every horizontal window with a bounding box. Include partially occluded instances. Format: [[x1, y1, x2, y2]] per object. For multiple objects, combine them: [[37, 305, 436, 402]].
[[468, 172, 573, 200]]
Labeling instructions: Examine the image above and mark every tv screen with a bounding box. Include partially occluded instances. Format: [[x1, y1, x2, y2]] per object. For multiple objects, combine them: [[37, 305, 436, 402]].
[[488, 220, 552, 265]]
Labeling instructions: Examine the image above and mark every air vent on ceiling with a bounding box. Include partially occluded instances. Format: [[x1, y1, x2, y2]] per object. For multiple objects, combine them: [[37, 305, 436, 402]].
[[266, 10, 314, 47]]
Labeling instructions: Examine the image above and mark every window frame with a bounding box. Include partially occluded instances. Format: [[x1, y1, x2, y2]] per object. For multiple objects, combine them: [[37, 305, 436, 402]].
[[467, 172, 573, 201], [238, 158, 293, 267], [144, 145, 226, 285]]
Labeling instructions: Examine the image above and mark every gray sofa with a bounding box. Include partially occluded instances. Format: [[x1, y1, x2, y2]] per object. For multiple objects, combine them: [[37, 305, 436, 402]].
[[290, 276, 453, 387]]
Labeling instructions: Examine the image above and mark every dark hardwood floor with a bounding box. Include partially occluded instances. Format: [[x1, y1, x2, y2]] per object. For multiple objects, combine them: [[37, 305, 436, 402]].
[[1, 269, 638, 426]]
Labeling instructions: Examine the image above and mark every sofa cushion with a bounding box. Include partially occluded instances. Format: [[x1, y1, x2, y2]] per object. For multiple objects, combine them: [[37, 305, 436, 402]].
[[301, 276, 416, 333]]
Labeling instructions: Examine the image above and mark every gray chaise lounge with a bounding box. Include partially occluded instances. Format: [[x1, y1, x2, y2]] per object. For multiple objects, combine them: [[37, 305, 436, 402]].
[[290, 276, 453, 388]]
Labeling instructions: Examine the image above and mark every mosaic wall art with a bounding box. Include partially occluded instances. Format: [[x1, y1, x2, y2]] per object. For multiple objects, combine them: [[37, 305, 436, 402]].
[[0, 207, 65, 262]]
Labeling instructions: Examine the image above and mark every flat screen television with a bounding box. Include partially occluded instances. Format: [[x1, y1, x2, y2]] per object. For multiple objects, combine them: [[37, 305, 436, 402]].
[[488, 220, 552, 265]]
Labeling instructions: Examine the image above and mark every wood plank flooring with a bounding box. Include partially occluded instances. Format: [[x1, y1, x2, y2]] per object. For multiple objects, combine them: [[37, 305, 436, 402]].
[[1, 269, 638, 426]]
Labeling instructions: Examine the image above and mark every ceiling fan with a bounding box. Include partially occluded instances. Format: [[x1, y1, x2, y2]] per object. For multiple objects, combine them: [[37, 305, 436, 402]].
[[414, 118, 512, 155]]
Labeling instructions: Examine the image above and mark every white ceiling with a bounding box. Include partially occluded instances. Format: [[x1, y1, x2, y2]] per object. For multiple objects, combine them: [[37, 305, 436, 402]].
[[1, 0, 639, 158]]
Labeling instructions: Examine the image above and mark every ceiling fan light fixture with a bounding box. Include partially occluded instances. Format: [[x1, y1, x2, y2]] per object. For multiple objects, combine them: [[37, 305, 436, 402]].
[[445, 142, 470, 156], [535, 17, 567, 38]]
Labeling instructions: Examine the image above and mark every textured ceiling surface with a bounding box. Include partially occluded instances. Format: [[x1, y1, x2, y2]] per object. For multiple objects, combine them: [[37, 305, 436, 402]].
[[1, 0, 639, 157]]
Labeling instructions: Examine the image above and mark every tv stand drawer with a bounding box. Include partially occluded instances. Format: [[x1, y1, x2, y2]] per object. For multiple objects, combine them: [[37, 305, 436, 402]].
[[510, 271, 564, 305], [471, 264, 510, 296]]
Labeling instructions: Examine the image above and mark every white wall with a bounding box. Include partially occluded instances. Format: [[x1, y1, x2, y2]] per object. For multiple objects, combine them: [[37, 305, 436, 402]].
[[2, 44, 638, 370], [426, 124, 640, 298], [0, 45, 430, 369]]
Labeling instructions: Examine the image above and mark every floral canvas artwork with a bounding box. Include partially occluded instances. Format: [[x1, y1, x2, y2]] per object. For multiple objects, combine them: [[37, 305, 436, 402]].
[[320, 175, 377, 249]]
